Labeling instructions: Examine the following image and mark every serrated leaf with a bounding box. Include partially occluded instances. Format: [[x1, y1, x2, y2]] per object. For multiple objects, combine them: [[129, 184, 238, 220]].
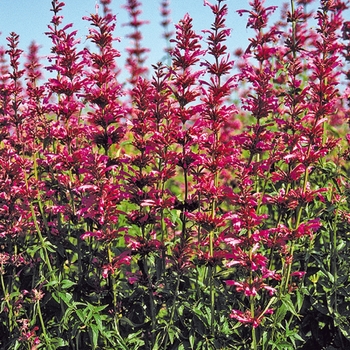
[[274, 303, 288, 325], [281, 295, 300, 318]]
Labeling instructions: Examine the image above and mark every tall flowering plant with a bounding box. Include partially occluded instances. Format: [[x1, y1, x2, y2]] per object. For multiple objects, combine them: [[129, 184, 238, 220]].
[[0, 0, 350, 349]]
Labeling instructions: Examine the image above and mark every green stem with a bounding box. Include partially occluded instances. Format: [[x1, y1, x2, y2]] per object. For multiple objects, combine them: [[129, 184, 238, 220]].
[[163, 276, 181, 348], [37, 300, 53, 350], [143, 256, 156, 346], [181, 169, 188, 243], [23, 167, 53, 274], [32, 152, 50, 234], [251, 297, 257, 350], [208, 168, 219, 334], [330, 206, 339, 315], [248, 228, 257, 350], [107, 244, 117, 311], [208, 264, 215, 333], [0, 273, 15, 332]]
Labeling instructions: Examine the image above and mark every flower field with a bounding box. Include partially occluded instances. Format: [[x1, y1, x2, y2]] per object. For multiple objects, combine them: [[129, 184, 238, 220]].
[[0, 0, 350, 349]]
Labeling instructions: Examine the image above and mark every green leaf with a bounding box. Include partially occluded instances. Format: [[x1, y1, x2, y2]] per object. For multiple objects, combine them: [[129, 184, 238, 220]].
[[296, 290, 304, 312], [46, 241, 57, 252], [274, 303, 288, 325], [13, 340, 21, 350], [57, 291, 73, 306], [45, 279, 59, 288], [285, 327, 302, 348], [61, 306, 75, 328], [337, 240, 346, 252], [119, 316, 145, 328], [275, 341, 294, 350], [310, 296, 329, 315], [76, 309, 85, 323], [293, 333, 305, 342], [92, 304, 108, 313], [39, 248, 47, 262], [0, 301, 6, 313], [93, 313, 104, 333], [27, 244, 41, 257], [335, 315, 350, 339], [326, 271, 335, 284], [189, 333, 195, 349], [168, 326, 175, 345], [50, 337, 69, 347], [195, 340, 204, 350], [115, 336, 128, 350], [61, 279, 76, 289], [90, 323, 99, 349], [281, 294, 300, 318]]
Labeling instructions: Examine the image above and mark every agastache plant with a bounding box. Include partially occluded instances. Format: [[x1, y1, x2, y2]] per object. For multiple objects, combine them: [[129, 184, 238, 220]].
[[1, 0, 350, 349], [123, 0, 150, 85], [160, 0, 174, 57]]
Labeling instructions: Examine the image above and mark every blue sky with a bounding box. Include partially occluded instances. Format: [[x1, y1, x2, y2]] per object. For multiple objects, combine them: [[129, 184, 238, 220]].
[[0, 0, 336, 78], [0, 1, 277, 66]]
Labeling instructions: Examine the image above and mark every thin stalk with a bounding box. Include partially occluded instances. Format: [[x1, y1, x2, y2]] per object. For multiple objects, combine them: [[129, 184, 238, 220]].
[[181, 168, 189, 243], [248, 228, 257, 350], [158, 157, 167, 282], [36, 300, 53, 350], [251, 298, 257, 350], [270, 3, 305, 344], [107, 243, 118, 311], [142, 256, 156, 346], [0, 273, 15, 332], [284, 146, 310, 294], [32, 152, 50, 234], [196, 190, 202, 299], [162, 276, 181, 348], [290, 0, 296, 60], [330, 205, 339, 314], [209, 171, 219, 334], [208, 264, 215, 333], [23, 167, 53, 274]]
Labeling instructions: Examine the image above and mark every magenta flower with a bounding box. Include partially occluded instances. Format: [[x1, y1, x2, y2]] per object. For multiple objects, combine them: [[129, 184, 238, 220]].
[[122, 0, 150, 84], [226, 277, 276, 297], [230, 307, 274, 328]]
